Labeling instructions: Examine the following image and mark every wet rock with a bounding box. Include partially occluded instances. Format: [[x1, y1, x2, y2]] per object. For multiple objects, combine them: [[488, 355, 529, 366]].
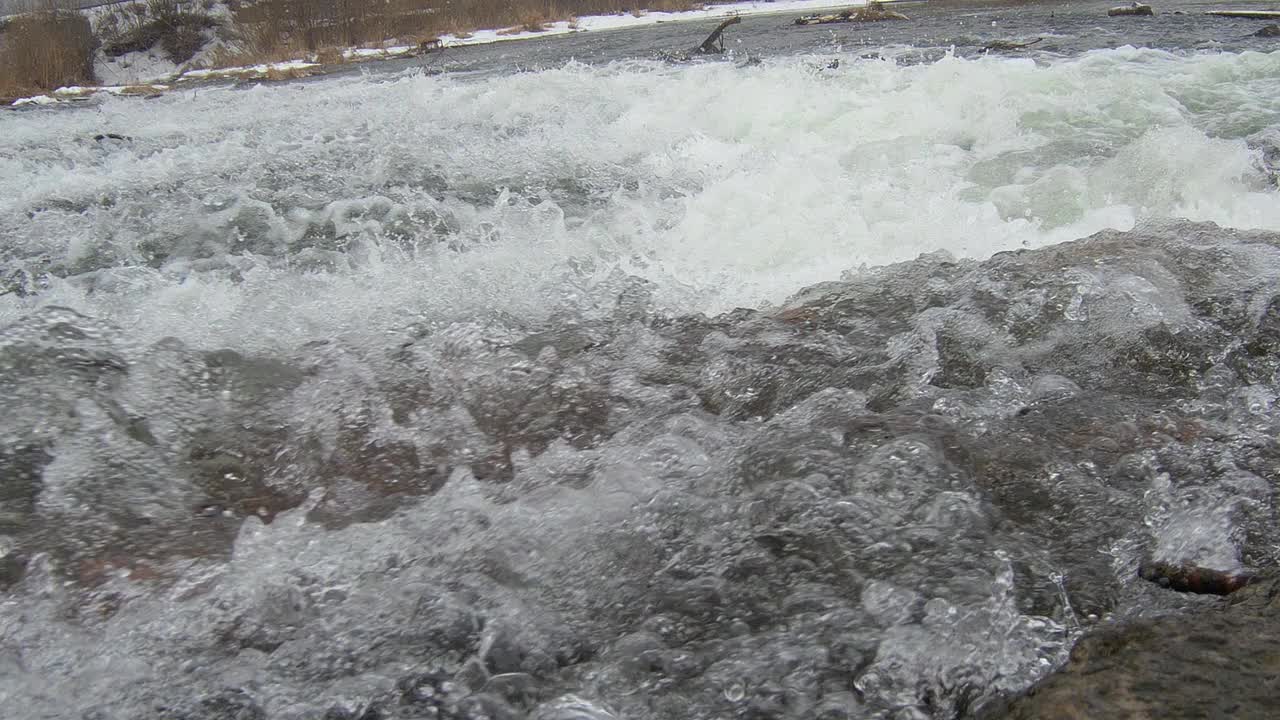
[[455, 656, 491, 692], [3, 221, 1280, 719], [1108, 3, 1154, 17], [483, 672, 543, 708], [989, 575, 1280, 719], [532, 695, 620, 720], [167, 689, 266, 720], [983, 38, 1044, 52], [479, 619, 582, 677], [1225, 293, 1280, 384], [396, 671, 469, 714], [1138, 560, 1258, 595]]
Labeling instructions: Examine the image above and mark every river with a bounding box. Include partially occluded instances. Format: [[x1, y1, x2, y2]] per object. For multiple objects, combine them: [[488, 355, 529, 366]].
[[1, 1, 1278, 718]]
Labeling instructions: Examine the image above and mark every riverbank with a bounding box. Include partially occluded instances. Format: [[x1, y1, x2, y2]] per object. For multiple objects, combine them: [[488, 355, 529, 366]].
[[1, 0, 866, 106]]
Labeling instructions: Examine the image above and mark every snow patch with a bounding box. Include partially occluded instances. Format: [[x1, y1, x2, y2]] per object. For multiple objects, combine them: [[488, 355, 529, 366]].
[[180, 60, 319, 80], [90, 1, 237, 85], [94, 47, 182, 85], [437, 0, 871, 48], [343, 45, 418, 60], [7, 83, 168, 107], [54, 84, 167, 94], [11, 95, 56, 106]]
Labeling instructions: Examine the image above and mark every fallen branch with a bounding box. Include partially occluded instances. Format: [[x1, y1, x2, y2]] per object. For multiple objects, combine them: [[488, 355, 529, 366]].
[[795, 2, 909, 26], [699, 16, 742, 54]]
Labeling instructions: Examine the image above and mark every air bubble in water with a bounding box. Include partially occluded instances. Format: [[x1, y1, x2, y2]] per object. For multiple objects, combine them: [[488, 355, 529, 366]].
[[723, 681, 746, 702]]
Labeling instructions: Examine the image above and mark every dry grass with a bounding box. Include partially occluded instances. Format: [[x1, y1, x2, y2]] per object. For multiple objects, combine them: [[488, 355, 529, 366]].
[[262, 65, 310, 81], [116, 84, 169, 95], [313, 46, 346, 65], [0, 0, 727, 98], [0, 10, 95, 98], [228, 0, 437, 56], [498, 14, 549, 36], [223, 0, 717, 65], [522, 14, 550, 33]]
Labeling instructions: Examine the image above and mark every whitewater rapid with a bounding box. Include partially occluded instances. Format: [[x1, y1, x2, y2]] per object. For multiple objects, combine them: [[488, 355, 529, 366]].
[[2, 47, 1278, 349], [1, 26, 1279, 720]]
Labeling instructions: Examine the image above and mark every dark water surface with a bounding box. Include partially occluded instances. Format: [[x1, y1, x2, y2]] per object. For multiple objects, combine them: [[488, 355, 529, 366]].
[[359, 0, 1280, 74]]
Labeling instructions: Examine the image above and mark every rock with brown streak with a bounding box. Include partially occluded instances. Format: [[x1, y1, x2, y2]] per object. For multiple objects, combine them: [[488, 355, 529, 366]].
[[988, 575, 1280, 719]]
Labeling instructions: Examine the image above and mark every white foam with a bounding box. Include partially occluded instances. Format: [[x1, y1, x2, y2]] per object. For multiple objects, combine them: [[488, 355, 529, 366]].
[[1, 48, 1278, 354]]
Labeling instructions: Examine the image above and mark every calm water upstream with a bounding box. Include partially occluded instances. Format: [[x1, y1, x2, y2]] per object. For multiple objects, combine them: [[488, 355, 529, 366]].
[[1, 1, 1278, 718]]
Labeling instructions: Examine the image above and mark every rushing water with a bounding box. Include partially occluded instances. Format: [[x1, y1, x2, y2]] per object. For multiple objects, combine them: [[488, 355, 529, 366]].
[[1, 1, 1279, 718]]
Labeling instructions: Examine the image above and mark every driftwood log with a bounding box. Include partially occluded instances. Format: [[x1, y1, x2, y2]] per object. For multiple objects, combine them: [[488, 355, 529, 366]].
[[1206, 10, 1280, 19], [699, 16, 742, 54], [1138, 560, 1258, 596], [795, 2, 909, 26]]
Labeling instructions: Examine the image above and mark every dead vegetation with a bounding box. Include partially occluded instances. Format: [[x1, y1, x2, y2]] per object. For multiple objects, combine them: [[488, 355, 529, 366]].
[[0, 10, 96, 98], [225, 0, 442, 61], [221, 0, 717, 65], [97, 0, 221, 64], [1, 0, 732, 100]]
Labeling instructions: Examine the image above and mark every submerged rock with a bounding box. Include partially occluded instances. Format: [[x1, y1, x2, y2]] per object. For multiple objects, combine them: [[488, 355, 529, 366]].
[[1138, 560, 1257, 595], [1108, 3, 1154, 17], [990, 575, 1280, 719], [983, 38, 1044, 52], [2, 221, 1279, 719]]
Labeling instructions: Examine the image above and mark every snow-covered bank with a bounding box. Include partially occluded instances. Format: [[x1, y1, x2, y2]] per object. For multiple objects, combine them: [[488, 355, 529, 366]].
[[437, 0, 870, 48], [87, 0, 237, 85], [5, 0, 869, 106], [180, 60, 319, 80], [11, 82, 167, 106]]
